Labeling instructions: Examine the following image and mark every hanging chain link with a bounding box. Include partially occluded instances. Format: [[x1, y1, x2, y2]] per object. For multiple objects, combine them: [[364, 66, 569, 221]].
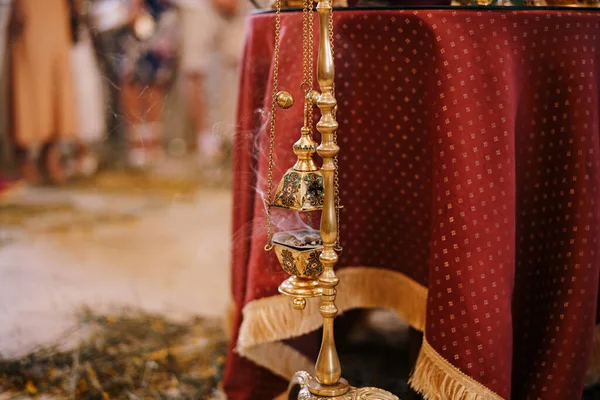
[[301, 0, 309, 126], [301, 0, 315, 129], [264, 0, 283, 251], [329, 6, 342, 252], [307, 0, 315, 129], [301, 0, 310, 90], [303, 0, 315, 229]]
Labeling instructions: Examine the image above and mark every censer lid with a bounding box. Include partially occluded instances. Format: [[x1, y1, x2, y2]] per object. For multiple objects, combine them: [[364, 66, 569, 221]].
[[271, 169, 324, 212]]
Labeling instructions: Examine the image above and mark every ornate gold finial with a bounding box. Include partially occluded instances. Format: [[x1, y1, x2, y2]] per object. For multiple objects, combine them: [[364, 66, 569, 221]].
[[292, 297, 307, 310], [276, 91, 295, 109]]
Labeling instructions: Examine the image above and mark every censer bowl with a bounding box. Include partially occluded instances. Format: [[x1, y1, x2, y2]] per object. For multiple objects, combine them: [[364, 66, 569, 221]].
[[273, 229, 324, 309]]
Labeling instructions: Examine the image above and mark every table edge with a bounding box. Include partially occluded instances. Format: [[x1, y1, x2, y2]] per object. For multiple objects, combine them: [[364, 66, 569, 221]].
[[250, 5, 600, 14]]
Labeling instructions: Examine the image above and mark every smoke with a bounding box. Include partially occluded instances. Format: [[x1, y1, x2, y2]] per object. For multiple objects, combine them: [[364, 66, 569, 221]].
[[229, 107, 319, 249]]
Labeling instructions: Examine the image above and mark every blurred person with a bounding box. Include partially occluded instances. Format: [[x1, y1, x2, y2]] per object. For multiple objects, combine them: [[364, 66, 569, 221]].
[[87, 0, 133, 166], [0, 1, 22, 196], [0, 2, 22, 194], [69, 0, 106, 177], [8, 0, 79, 184], [86, 0, 178, 169], [120, 0, 179, 167], [178, 0, 247, 166], [0, 0, 12, 168]]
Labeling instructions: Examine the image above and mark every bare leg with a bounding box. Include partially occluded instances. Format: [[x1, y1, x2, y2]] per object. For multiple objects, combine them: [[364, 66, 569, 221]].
[[44, 141, 69, 185], [186, 72, 206, 134], [122, 81, 167, 167], [19, 145, 41, 184], [144, 84, 165, 163], [122, 81, 146, 167], [186, 72, 222, 165]]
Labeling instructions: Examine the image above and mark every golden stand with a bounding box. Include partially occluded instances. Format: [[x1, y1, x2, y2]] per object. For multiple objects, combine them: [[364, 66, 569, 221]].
[[281, 1, 399, 399], [287, 371, 399, 400]]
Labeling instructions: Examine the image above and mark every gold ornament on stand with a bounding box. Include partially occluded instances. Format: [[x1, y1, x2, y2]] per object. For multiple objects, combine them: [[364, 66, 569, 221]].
[[276, 91, 295, 109], [271, 125, 324, 212], [263, 0, 400, 398]]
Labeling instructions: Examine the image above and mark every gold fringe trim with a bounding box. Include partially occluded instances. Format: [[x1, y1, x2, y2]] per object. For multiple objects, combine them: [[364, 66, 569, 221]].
[[408, 337, 504, 400], [585, 324, 600, 386], [236, 267, 427, 381], [239, 341, 315, 382], [224, 301, 237, 340]]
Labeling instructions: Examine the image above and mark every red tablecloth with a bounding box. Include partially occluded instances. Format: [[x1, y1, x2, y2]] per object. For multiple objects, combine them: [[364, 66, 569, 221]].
[[224, 7, 600, 400]]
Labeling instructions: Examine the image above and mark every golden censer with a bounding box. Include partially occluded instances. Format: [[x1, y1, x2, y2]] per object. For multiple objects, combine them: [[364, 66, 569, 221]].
[[262, 0, 399, 398]]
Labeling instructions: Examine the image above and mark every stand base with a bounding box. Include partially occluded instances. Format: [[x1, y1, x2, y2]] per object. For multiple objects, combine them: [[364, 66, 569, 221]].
[[287, 371, 399, 400], [307, 375, 350, 397]]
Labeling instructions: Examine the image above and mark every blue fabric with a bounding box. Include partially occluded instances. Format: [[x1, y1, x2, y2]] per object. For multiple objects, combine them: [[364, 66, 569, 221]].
[[130, 0, 178, 85], [144, 0, 169, 19]]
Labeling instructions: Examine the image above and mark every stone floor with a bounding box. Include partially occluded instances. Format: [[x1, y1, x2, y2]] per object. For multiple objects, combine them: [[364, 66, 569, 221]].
[[0, 167, 231, 358]]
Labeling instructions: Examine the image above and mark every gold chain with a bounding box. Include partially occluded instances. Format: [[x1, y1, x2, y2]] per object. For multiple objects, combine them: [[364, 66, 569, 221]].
[[307, 0, 315, 129], [301, 0, 315, 128], [264, 0, 283, 251], [303, 0, 315, 229], [329, 7, 342, 252], [301, 0, 309, 90]]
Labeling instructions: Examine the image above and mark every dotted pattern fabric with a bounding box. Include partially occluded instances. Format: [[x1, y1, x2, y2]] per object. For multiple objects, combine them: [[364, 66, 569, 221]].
[[224, 9, 600, 400]]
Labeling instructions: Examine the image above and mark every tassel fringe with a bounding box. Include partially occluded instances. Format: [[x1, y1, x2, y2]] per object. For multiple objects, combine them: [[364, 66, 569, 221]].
[[224, 301, 237, 340], [238, 267, 427, 350], [236, 267, 427, 381], [585, 324, 600, 386], [238, 341, 315, 381], [409, 337, 504, 400]]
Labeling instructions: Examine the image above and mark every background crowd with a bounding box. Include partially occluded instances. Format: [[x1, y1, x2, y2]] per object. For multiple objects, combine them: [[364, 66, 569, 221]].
[[0, 0, 249, 193], [0, 3, 251, 395]]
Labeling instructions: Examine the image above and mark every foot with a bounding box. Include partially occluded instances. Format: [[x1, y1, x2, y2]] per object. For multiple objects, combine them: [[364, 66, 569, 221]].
[[0, 175, 25, 202], [79, 151, 100, 178], [75, 144, 99, 178], [20, 157, 41, 185], [197, 131, 224, 167], [43, 143, 73, 185], [128, 145, 165, 169]]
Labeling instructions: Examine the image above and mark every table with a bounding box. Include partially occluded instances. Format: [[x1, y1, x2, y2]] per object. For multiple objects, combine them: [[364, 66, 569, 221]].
[[223, 7, 600, 400]]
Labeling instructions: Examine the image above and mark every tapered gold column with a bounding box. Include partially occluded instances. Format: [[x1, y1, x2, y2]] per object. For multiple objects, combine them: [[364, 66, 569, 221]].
[[283, 2, 400, 399], [306, 0, 349, 396]]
